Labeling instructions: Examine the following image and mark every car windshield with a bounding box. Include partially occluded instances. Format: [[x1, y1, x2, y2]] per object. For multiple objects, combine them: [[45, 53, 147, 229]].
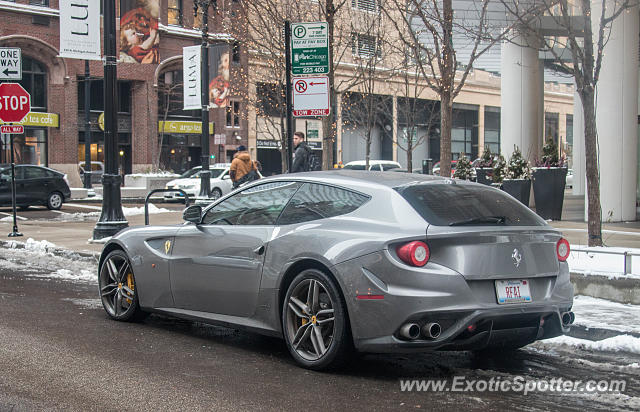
[[395, 183, 545, 226], [180, 168, 200, 178]]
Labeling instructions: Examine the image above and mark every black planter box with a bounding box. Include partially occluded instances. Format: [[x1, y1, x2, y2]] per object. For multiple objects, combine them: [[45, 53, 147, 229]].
[[532, 168, 568, 220], [501, 179, 531, 205], [475, 168, 493, 185]]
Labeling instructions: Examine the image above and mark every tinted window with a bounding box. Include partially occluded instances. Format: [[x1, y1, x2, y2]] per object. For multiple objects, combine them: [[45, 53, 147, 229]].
[[396, 183, 545, 226], [278, 183, 369, 225], [343, 164, 365, 170], [180, 167, 200, 178], [382, 164, 399, 171], [23, 167, 46, 179], [202, 181, 302, 225]]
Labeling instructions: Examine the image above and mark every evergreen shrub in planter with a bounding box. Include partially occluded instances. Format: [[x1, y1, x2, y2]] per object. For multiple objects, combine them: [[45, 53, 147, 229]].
[[475, 146, 495, 185], [501, 146, 532, 205], [532, 139, 567, 220], [453, 154, 474, 181]]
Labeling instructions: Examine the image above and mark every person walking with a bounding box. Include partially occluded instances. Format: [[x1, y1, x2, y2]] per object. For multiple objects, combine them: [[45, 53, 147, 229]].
[[230, 145, 257, 188], [291, 132, 310, 173]]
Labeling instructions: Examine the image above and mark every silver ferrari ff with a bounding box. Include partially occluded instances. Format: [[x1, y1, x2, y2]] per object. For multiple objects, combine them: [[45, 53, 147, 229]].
[[98, 171, 574, 370]]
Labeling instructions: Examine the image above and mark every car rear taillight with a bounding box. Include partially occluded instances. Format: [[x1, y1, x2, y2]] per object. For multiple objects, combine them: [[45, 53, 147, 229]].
[[556, 238, 570, 261], [396, 241, 430, 267]]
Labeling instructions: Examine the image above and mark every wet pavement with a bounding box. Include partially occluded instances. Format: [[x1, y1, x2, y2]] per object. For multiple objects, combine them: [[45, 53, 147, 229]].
[[0, 266, 638, 411]]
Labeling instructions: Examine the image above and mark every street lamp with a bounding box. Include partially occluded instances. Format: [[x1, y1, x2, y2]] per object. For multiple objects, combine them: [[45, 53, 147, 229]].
[[93, 0, 128, 240], [194, 0, 212, 203]]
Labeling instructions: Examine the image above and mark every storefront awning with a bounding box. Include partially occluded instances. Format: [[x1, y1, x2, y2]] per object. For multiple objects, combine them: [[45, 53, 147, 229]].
[[158, 121, 214, 134], [0, 112, 59, 128]]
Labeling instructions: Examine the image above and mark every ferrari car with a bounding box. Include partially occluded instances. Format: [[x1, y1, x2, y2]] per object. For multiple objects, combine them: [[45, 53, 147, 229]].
[[98, 171, 574, 370]]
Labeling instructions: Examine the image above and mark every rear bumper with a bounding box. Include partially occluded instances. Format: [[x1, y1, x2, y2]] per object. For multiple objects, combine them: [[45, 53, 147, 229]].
[[333, 250, 574, 353]]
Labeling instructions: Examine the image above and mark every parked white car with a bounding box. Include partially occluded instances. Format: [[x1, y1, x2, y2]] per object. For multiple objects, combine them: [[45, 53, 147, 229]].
[[164, 164, 234, 201], [343, 160, 401, 171]]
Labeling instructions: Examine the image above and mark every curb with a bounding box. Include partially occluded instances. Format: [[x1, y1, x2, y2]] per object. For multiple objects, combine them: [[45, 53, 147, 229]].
[[570, 272, 640, 305], [567, 324, 640, 341]]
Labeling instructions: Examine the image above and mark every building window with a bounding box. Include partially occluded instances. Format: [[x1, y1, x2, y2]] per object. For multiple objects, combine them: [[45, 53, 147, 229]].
[[351, 0, 378, 12], [157, 70, 200, 119], [451, 107, 479, 160], [29, 0, 49, 6], [78, 80, 131, 114], [19, 57, 47, 111], [545, 112, 559, 143], [168, 0, 182, 26], [484, 108, 500, 155], [351, 33, 381, 58], [226, 101, 240, 128], [232, 41, 241, 64]]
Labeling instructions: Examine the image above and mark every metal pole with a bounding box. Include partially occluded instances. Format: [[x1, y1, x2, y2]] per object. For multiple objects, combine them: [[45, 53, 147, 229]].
[[284, 21, 294, 172], [196, 0, 211, 202], [84, 60, 92, 189], [8, 130, 22, 237], [93, 0, 128, 240]]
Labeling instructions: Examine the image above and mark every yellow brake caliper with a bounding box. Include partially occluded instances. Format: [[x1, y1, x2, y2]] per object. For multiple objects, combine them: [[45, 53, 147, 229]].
[[126, 273, 135, 304]]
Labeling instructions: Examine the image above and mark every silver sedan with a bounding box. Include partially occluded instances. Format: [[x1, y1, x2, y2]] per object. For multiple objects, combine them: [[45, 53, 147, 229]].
[[98, 171, 574, 370]]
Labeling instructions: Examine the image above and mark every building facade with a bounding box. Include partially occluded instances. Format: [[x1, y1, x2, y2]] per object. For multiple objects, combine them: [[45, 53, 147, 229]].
[[0, 0, 249, 187]]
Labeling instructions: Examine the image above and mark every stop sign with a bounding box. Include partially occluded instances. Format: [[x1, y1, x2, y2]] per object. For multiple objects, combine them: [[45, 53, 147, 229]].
[[0, 83, 31, 123]]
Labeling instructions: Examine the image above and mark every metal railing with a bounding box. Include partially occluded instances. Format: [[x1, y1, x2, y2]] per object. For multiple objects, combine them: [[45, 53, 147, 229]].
[[571, 247, 640, 275], [144, 189, 190, 225]]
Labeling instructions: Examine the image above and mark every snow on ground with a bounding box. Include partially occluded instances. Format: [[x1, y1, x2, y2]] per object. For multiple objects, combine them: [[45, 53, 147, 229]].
[[121, 203, 170, 216], [0, 238, 96, 284], [572, 296, 640, 334], [541, 334, 640, 354], [568, 245, 640, 277]]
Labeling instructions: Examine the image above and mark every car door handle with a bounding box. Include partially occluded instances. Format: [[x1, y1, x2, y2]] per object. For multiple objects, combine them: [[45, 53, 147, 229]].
[[253, 245, 265, 255]]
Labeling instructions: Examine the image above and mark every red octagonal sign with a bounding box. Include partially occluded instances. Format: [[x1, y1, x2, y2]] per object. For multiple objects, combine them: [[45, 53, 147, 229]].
[[0, 83, 31, 123]]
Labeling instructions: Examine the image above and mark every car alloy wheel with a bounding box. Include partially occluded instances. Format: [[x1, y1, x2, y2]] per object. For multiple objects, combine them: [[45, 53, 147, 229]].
[[283, 269, 351, 370], [47, 192, 63, 210], [99, 250, 145, 321], [211, 188, 222, 200]]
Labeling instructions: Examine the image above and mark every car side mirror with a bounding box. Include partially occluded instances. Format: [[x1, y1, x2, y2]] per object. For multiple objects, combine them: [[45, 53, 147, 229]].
[[183, 205, 202, 223]]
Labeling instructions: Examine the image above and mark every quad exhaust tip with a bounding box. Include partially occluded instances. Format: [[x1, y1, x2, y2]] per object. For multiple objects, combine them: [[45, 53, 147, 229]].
[[561, 311, 575, 326], [422, 322, 442, 339], [399, 323, 421, 340]]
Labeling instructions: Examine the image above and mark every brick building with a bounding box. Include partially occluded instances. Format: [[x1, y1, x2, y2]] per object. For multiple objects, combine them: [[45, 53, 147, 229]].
[[0, 0, 248, 187]]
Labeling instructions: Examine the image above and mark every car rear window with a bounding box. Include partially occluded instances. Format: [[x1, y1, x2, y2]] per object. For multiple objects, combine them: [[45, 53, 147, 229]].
[[395, 183, 546, 226]]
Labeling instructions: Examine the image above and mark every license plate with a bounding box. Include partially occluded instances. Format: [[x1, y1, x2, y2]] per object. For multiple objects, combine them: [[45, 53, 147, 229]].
[[495, 279, 532, 304]]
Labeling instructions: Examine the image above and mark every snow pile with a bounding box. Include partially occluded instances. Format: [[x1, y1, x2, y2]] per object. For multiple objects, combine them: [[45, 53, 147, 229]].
[[121, 203, 170, 216], [0, 238, 97, 284], [0, 215, 27, 222], [568, 245, 640, 277], [50, 211, 101, 222], [127, 171, 179, 177], [572, 296, 640, 334], [543, 334, 640, 354]]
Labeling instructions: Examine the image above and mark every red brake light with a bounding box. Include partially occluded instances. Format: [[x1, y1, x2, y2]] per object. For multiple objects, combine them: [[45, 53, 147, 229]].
[[556, 238, 570, 261], [396, 241, 430, 267]]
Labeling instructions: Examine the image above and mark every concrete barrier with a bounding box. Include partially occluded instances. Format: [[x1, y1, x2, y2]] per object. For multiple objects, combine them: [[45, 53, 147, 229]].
[[571, 272, 640, 305]]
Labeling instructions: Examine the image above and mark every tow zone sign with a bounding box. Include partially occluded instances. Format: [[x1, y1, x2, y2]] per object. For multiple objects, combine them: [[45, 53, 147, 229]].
[[292, 76, 329, 117]]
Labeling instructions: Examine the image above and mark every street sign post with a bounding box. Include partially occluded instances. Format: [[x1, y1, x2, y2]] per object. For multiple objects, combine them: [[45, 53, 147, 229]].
[[0, 48, 22, 80], [291, 22, 329, 75], [292, 76, 330, 117], [0, 82, 30, 238]]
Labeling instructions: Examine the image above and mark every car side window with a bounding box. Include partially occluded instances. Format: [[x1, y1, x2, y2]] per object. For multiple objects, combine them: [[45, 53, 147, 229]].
[[277, 183, 370, 225], [24, 167, 46, 179], [202, 181, 302, 226], [382, 164, 399, 171]]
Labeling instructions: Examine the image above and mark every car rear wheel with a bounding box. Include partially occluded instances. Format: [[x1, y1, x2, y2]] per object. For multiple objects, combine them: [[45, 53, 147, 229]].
[[211, 188, 222, 200], [46, 191, 63, 210], [282, 269, 351, 370], [99, 250, 146, 322]]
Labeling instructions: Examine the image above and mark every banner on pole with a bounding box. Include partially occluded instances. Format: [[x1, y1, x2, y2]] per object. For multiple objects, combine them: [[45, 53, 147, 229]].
[[183, 46, 201, 110], [119, 0, 160, 64], [59, 1, 102, 60], [208, 44, 231, 108]]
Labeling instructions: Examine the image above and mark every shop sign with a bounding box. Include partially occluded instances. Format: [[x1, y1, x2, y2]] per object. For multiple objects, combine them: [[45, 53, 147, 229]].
[[158, 120, 214, 134], [182, 45, 201, 110], [0, 111, 59, 128], [257, 139, 282, 149]]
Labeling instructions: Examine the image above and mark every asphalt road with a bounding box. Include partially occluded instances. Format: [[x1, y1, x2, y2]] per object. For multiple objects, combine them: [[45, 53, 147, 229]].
[[1, 263, 639, 411]]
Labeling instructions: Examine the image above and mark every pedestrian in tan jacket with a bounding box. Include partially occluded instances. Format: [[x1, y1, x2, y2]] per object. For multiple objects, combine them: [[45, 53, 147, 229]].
[[230, 145, 257, 188]]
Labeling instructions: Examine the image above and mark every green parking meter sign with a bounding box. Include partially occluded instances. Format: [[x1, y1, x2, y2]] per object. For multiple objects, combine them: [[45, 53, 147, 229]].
[[291, 22, 329, 75]]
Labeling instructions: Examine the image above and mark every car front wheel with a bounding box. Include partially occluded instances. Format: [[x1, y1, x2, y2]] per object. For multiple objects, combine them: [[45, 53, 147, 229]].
[[98, 250, 146, 321], [211, 187, 222, 200], [46, 191, 63, 210], [282, 269, 352, 370]]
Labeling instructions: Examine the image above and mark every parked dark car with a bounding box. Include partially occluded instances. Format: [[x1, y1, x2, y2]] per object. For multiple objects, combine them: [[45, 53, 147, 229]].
[[0, 164, 71, 210]]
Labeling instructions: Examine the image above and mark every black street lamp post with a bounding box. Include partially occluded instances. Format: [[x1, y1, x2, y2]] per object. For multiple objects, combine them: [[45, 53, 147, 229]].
[[83, 60, 92, 190], [93, 0, 128, 239], [194, 0, 211, 203]]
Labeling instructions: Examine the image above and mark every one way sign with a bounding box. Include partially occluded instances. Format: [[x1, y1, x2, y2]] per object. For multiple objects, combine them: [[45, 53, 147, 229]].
[[0, 48, 21, 81]]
